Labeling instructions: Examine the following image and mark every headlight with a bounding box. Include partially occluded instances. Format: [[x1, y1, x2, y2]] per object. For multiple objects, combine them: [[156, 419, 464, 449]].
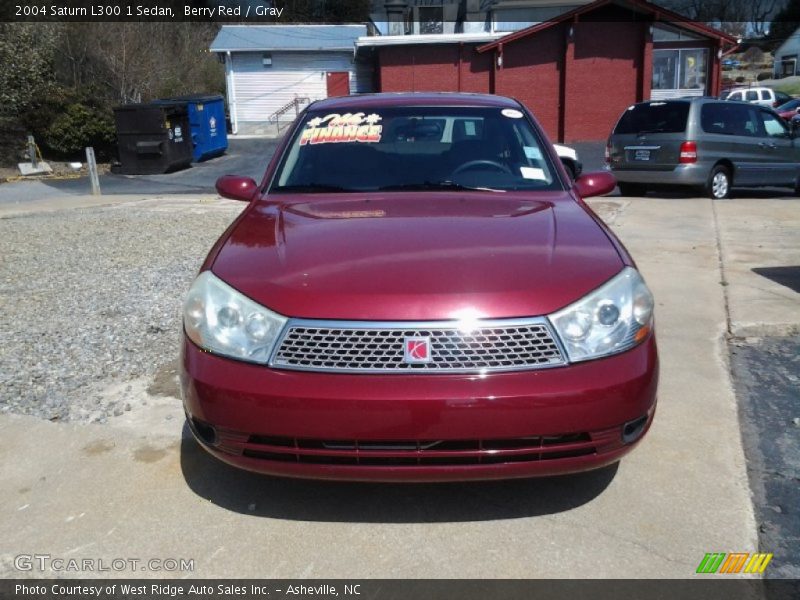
[[183, 271, 287, 363], [549, 267, 654, 362]]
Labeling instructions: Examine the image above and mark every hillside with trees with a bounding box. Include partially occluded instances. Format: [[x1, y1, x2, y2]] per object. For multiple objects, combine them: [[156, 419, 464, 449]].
[[0, 23, 224, 165]]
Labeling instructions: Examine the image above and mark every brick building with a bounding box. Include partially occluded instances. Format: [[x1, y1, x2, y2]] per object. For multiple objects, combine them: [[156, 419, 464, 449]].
[[358, 0, 737, 142]]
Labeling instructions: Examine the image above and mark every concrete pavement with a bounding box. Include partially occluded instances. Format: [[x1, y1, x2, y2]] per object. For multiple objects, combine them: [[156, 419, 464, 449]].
[[713, 198, 800, 337], [2, 193, 798, 578]]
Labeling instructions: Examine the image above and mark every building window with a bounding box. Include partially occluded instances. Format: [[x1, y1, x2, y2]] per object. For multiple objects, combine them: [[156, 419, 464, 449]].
[[680, 49, 707, 89], [652, 48, 707, 91], [781, 57, 797, 77], [262, 53, 273, 68], [653, 50, 678, 90], [652, 24, 704, 42], [418, 6, 444, 34]]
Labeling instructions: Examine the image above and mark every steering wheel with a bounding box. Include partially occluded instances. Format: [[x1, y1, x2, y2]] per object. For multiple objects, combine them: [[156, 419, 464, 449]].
[[452, 159, 512, 175]]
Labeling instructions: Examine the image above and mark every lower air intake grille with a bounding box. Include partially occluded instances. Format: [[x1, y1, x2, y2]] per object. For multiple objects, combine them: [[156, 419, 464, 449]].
[[240, 433, 596, 466]]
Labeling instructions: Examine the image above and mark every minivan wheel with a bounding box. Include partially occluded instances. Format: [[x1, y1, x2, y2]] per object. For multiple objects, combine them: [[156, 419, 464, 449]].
[[618, 183, 647, 197], [706, 165, 731, 200]]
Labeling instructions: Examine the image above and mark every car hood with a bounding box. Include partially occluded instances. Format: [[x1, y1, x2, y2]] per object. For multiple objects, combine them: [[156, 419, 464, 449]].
[[211, 192, 623, 320]]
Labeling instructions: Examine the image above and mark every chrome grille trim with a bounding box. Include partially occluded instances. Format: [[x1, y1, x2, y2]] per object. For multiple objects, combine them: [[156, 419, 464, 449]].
[[269, 317, 566, 373]]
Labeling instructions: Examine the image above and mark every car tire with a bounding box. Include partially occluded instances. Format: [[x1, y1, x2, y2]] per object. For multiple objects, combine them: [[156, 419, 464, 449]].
[[706, 165, 731, 200], [618, 183, 647, 197]]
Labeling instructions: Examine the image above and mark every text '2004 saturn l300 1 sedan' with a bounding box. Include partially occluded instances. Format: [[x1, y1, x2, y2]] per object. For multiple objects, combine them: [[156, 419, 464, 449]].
[[180, 93, 658, 482]]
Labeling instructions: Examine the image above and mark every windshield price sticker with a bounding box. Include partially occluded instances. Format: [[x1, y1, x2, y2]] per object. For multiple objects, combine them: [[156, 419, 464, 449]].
[[300, 113, 383, 146], [501, 109, 524, 119]]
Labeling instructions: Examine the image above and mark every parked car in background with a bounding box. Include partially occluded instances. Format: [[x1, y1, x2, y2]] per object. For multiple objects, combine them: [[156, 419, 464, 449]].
[[607, 98, 800, 199], [775, 98, 800, 121], [774, 90, 792, 106], [553, 143, 582, 179], [723, 87, 791, 108], [181, 92, 659, 482]]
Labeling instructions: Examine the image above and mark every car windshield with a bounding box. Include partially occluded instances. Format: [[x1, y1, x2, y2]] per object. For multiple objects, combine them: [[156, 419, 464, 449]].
[[271, 106, 561, 193]]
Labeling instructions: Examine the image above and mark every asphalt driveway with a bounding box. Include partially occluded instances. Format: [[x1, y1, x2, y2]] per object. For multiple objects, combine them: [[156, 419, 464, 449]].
[[0, 138, 281, 204]]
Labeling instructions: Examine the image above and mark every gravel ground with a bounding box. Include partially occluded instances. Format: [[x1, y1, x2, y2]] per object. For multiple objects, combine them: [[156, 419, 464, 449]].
[[0, 197, 245, 422], [0, 195, 624, 424]]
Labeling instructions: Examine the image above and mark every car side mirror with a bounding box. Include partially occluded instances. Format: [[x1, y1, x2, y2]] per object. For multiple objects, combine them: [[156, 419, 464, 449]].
[[574, 171, 616, 198], [216, 175, 258, 202]]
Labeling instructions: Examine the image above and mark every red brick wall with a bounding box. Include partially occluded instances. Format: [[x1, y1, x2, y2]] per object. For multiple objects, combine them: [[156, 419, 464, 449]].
[[563, 20, 644, 142], [496, 26, 564, 142], [459, 45, 493, 93], [378, 45, 490, 93]]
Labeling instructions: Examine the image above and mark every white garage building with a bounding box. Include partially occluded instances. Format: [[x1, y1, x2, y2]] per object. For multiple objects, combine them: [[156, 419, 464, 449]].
[[210, 25, 372, 135], [773, 27, 800, 78]]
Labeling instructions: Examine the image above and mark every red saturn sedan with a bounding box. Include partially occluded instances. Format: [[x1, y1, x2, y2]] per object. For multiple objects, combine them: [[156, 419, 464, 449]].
[[181, 93, 658, 481]]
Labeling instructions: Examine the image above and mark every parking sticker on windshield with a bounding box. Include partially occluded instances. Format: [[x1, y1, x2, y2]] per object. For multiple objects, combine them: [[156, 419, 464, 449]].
[[299, 113, 383, 145], [524, 146, 543, 160], [501, 109, 524, 119], [520, 166, 546, 180]]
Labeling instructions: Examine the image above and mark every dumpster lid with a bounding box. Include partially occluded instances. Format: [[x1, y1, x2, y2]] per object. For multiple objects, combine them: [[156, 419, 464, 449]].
[[114, 102, 187, 113], [154, 94, 224, 104]]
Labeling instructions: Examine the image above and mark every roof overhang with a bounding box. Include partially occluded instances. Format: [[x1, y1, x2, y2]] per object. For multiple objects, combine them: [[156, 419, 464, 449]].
[[356, 32, 505, 49], [477, 0, 738, 54], [211, 46, 356, 53]]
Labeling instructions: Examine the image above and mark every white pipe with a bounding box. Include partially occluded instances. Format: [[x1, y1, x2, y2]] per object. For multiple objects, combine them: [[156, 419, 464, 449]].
[[226, 51, 239, 135]]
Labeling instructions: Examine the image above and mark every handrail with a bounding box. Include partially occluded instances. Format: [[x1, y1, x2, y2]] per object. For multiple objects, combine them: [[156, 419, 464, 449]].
[[269, 96, 310, 131]]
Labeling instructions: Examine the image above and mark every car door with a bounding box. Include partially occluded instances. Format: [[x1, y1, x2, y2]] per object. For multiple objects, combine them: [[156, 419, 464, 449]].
[[715, 103, 763, 186], [753, 108, 800, 186]]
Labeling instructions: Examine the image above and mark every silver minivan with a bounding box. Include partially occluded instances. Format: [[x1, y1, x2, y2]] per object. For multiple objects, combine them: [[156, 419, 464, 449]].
[[607, 98, 800, 199]]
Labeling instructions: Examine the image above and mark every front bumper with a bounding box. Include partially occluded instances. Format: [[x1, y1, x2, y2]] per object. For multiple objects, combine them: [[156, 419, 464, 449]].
[[181, 335, 658, 481]]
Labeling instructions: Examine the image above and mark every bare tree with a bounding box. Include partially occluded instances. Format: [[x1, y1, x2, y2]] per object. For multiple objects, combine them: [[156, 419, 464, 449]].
[[54, 23, 223, 105], [750, 0, 784, 37], [655, 0, 788, 38]]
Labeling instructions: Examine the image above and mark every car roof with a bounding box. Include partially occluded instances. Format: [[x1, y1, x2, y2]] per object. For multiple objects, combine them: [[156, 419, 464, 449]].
[[308, 92, 523, 112], [726, 87, 772, 93]]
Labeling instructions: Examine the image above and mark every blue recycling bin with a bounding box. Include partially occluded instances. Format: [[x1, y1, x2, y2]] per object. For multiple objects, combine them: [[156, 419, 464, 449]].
[[153, 94, 227, 162]]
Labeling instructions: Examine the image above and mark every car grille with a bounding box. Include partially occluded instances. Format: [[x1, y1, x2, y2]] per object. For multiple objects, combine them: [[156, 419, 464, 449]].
[[270, 318, 565, 373], [234, 432, 603, 466]]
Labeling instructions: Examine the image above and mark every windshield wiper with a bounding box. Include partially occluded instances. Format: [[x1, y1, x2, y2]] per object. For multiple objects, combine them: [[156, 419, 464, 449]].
[[272, 184, 357, 193], [378, 181, 503, 192]]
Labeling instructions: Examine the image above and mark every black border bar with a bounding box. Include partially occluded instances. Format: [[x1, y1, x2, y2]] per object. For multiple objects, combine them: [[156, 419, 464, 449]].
[[2, 580, 799, 600]]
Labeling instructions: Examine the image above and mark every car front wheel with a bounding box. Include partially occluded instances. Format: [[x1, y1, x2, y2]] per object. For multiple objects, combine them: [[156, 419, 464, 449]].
[[706, 165, 731, 200]]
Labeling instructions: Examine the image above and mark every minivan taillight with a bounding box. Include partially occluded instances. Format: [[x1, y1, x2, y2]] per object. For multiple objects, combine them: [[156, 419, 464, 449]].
[[679, 141, 697, 164]]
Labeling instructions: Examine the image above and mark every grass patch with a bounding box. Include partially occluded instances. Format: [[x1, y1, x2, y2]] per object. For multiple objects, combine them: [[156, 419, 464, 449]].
[[772, 76, 800, 96]]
